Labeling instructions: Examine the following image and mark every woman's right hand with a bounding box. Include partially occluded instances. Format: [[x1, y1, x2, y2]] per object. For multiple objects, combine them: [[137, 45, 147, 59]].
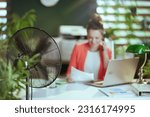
[[66, 74, 73, 83]]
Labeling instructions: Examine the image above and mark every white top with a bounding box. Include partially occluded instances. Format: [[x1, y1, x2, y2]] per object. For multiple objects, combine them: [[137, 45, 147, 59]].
[[84, 51, 100, 80]]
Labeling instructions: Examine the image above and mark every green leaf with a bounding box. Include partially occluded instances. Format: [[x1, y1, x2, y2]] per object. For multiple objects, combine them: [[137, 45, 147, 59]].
[[16, 59, 25, 70]]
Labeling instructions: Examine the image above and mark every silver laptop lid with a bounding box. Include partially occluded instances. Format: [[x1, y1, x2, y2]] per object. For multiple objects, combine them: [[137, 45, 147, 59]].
[[103, 58, 139, 87]]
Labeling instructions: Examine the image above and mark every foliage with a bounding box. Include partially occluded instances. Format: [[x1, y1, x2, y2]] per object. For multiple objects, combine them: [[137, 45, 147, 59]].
[[0, 9, 37, 99], [0, 9, 36, 55], [102, 1, 150, 76], [103, 3, 139, 59], [142, 40, 150, 77], [0, 59, 28, 99], [6, 9, 37, 39], [0, 53, 40, 99], [104, 3, 138, 41], [144, 60, 150, 77], [0, 39, 7, 59]]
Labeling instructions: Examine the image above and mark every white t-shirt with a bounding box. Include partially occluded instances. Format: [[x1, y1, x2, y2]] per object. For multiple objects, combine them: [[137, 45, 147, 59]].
[[84, 51, 100, 80]]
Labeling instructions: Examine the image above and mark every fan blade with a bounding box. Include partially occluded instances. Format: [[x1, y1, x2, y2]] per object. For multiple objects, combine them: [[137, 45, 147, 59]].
[[41, 59, 61, 67], [15, 35, 33, 56], [30, 63, 48, 80], [32, 37, 51, 55], [42, 47, 58, 55]]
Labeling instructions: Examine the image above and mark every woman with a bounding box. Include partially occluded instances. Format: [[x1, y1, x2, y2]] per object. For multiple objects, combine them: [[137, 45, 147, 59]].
[[66, 13, 112, 82]]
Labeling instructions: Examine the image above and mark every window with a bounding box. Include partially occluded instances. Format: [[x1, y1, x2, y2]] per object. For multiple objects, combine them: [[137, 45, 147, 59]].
[[0, 0, 9, 40], [96, 0, 150, 59], [96, 0, 150, 42]]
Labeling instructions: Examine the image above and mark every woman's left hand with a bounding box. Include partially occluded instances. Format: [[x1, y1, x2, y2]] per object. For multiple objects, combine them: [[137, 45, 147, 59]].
[[102, 41, 109, 68]]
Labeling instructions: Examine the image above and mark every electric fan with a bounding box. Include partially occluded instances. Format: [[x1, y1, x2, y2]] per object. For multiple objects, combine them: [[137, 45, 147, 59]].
[[7, 27, 62, 100]]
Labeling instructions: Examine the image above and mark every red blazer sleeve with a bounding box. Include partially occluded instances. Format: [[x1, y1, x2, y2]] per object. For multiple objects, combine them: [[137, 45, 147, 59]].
[[66, 44, 78, 75]]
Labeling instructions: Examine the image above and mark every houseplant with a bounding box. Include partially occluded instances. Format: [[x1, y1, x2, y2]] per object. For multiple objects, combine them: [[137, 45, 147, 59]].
[[0, 9, 37, 99], [0, 58, 28, 99]]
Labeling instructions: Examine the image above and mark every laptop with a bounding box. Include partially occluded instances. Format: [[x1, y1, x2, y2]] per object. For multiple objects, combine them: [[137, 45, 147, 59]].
[[86, 58, 139, 87]]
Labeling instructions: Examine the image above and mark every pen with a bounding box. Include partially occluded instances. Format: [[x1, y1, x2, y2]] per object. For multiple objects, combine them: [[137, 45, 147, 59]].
[[99, 89, 109, 97]]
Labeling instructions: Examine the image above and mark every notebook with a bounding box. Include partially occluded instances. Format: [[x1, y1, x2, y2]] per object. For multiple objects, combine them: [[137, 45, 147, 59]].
[[86, 58, 139, 87]]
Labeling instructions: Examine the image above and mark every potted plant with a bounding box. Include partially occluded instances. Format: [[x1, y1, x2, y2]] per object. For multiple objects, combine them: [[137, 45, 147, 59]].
[[0, 59, 28, 99], [0, 9, 37, 99]]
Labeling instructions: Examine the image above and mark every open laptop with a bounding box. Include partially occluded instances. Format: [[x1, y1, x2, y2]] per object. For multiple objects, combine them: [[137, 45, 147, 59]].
[[86, 58, 139, 87]]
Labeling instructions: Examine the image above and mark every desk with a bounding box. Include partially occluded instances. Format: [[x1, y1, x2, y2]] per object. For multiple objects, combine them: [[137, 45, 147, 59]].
[[32, 81, 150, 100]]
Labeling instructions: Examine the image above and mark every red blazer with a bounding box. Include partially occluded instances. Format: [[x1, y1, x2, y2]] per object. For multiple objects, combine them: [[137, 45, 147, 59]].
[[67, 42, 112, 80]]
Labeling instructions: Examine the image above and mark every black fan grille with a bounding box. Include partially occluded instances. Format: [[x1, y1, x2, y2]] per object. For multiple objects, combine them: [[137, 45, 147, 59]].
[[7, 27, 62, 88]]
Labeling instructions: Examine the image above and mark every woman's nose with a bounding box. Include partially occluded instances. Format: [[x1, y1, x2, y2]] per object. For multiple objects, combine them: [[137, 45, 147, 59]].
[[91, 38, 97, 43]]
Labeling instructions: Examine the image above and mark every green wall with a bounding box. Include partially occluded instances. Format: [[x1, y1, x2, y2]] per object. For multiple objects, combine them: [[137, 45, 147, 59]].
[[12, 0, 96, 36]]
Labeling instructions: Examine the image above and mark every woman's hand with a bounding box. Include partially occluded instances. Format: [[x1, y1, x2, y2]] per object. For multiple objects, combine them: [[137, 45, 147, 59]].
[[66, 74, 74, 83], [101, 41, 109, 68]]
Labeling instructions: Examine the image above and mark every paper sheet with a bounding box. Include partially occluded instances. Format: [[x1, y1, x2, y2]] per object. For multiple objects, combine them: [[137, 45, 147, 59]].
[[71, 67, 94, 82], [99, 85, 136, 97]]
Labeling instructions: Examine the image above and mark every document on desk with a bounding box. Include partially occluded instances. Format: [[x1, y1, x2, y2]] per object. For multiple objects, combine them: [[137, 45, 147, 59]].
[[99, 85, 136, 97], [71, 67, 94, 82]]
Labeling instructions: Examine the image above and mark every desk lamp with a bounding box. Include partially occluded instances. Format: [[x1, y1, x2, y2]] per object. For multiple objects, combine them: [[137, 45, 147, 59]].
[[126, 44, 150, 84]]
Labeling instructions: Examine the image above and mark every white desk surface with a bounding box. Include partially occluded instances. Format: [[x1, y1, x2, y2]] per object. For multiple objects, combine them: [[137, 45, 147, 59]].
[[32, 80, 150, 100]]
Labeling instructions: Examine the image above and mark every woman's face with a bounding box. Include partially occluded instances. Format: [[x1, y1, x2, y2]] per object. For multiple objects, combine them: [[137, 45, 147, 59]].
[[87, 29, 104, 51]]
